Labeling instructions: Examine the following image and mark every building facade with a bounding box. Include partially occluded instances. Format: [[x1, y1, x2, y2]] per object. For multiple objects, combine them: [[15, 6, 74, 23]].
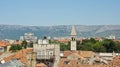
[[20, 33, 37, 43], [33, 38, 60, 67]]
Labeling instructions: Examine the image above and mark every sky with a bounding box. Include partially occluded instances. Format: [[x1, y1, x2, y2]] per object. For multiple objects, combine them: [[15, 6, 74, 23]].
[[0, 0, 120, 26]]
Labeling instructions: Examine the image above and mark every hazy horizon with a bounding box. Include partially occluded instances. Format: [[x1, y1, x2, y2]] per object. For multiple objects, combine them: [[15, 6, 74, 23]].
[[1, 24, 120, 26]]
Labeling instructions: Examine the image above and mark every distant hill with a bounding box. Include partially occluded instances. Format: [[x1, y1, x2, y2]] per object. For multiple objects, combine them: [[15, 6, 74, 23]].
[[0, 25, 120, 39]]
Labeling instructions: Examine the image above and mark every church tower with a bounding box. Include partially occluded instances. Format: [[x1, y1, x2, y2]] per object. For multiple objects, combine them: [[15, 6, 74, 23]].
[[70, 25, 77, 51]]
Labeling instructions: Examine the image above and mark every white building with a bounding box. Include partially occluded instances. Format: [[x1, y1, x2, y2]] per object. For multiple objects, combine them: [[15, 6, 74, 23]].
[[20, 33, 37, 43], [98, 52, 116, 61], [107, 34, 116, 39]]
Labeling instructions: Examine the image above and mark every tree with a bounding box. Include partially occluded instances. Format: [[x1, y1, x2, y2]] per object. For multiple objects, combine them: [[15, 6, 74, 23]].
[[90, 38, 96, 43], [60, 42, 70, 51], [21, 40, 27, 49], [102, 39, 116, 52], [114, 42, 120, 52], [17, 44, 22, 50], [93, 42, 106, 52], [10, 44, 22, 52]]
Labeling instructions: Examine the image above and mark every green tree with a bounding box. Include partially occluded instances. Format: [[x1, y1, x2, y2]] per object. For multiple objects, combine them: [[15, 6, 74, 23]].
[[10, 44, 22, 52], [90, 38, 96, 43], [93, 42, 106, 52], [114, 42, 120, 52], [60, 42, 70, 51], [10, 45, 17, 52], [102, 39, 116, 52], [21, 40, 27, 49], [17, 44, 22, 50]]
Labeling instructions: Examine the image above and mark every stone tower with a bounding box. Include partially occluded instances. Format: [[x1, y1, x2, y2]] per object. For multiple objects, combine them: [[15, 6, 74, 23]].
[[70, 25, 77, 50], [27, 52, 37, 67]]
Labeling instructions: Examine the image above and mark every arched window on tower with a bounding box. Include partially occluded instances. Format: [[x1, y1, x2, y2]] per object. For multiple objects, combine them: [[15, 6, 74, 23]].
[[72, 37, 75, 41]]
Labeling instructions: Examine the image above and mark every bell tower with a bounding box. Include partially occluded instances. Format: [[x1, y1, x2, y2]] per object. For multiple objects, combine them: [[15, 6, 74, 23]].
[[70, 25, 77, 51]]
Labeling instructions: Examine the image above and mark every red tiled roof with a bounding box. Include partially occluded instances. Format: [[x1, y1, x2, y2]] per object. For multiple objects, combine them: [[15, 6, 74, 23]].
[[108, 56, 120, 67], [57, 39, 70, 43], [0, 41, 9, 47], [113, 40, 120, 42], [58, 58, 77, 67], [12, 41, 22, 45], [36, 63, 47, 67], [78, 51, 95, 58], [60, 50, 120, 67], [3, 48, 33, 67], [58, 58, 107, 67], [63, 50, 95, 58], [63, 51, 73, 57]]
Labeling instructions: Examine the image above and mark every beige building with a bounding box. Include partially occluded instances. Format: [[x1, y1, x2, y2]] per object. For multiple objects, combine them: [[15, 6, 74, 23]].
[[0, 40, 10, 52], [33, 38, 60, 67], [27, 52, 37, 67]]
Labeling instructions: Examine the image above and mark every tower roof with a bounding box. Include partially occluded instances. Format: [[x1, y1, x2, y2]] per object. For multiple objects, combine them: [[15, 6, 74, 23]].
[[71, 25, 77, 36]]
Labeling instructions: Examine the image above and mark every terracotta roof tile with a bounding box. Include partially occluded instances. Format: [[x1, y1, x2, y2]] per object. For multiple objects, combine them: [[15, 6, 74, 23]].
[[58, 58, 77, 67], [71, 53, 85, 59], [78, 51, 95, 58], [3, 48, 33, 67], [63, 51, 73, 57], [12, 41, 22, 45], [36, 63, 47, 67], [57, 39, 69, 43], [108, 56, 120, 67], [63, 50, 95, 58], [58, 58, 107, 67], [0, 41, 9, 47]]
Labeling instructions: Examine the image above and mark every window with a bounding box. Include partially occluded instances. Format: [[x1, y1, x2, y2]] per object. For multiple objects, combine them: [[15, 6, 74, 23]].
[[72, 37, 75, 41], [37, 51, 42, 59], [64, 61, 70, 64], [0, 47, 4, 52], [46, 51, 50, 59]]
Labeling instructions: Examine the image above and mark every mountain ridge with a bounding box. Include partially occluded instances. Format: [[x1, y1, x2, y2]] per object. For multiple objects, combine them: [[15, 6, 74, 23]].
[[0, 24, 120, 39]]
